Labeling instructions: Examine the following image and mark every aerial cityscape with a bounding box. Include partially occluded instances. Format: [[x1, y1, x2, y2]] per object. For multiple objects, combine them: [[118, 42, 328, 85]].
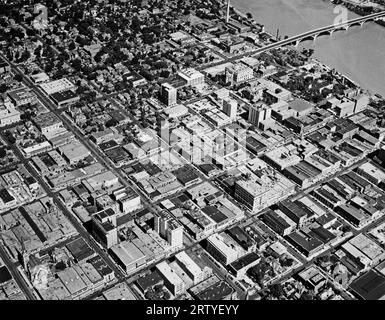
[[1, 0, 385, 302]]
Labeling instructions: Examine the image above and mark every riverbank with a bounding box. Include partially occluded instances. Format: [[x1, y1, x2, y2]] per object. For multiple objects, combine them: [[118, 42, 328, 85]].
[[232, 0, 385, 98], [332, 0, 385, 27]]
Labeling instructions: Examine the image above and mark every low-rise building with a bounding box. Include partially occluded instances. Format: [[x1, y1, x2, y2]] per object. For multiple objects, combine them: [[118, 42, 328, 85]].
[[225, 63, 253, 84], [33, 112, 63, 135], [263, 209, 296, 236], [110, 241, 146, 273], [50, 90, 80, 107], [7, 88, 36, 107], [0, 99, 20, 126], [40, 78, 76, 95], [357, 161, 385, 186], [178, 68, 205, 86], [58, 140, 91, 165]]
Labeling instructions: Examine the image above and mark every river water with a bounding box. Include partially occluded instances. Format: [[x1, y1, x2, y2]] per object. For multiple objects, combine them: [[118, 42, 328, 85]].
[[233, 0, 385, 97]]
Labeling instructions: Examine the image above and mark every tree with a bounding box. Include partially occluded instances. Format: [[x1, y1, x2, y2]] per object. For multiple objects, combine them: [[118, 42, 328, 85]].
[[14, 74, 23, 82], [26, 28, 37, 37], [145, 288, 156, 300], [4, 131, 16, 144], [270, 283, 284, 298], [21, 49, 31, 62], [34, 45, 42, 58], [94, 53, 102, 63], [69, 41, 76, 51], [0, 84, 8, 93], [301, 290, 315, 300], [55, 261, 67, 271], [105, 118, 119, 128], [71, 58, 82, 71], [342, 225, 351, 233], [281, 257, 294, 267], [0, 148, 7, 159]]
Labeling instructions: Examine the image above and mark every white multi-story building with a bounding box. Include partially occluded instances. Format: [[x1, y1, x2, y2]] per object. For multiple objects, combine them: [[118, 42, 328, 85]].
[[234, 163, 296, 212], [248, 102, 273, 130], [225, 63, 253, 84], [33, 112, 63, 134], [0, 99, 20, 126], [206, 233, 239, 265], [175, 251, 212, 285], [155, 211, 184, 248], [161, 83, 177, 106], [114, 187, 141, 214], [178, 68, 205, 86], [166, 221, 184, 248], [156, 261, 186, 296]]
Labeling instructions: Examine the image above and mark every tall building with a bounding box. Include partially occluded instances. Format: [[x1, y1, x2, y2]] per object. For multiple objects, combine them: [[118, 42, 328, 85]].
[[248, 103, 273, 130], [352, 94, 369, 114], [234, 169, 296, 213], [223, 98, 237, 119], [113, 187, 141, 214], [154, 210, 171, 238], [155, 210, 184, 248], [160, 83, 177, 106], [166, 221, 184, 248], [91, 208, 118, 249]]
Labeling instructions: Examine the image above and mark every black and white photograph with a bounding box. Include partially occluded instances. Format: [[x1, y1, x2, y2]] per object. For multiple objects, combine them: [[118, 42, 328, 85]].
[[0, 0, 385, 311]]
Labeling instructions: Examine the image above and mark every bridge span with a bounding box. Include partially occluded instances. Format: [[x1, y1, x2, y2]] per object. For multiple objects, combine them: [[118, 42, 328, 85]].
[[198, 11, 385, 71], [258, 10, 385, 53]]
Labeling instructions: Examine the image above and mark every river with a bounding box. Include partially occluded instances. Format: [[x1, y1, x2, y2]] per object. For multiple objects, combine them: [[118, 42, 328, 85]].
[[232, 0, 385, 97]]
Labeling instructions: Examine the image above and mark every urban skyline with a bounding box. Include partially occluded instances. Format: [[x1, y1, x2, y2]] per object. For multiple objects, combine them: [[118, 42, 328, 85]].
[[0, 0, 385, 303]]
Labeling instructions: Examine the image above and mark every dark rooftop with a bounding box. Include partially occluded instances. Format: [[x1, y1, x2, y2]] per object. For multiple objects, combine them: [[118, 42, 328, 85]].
[[0, 266, 12, 285], [196, 281, 233, 300], [227, 226, 254, 251], [286, 231, 323, 255], [66, 237, 95, 262], [350, 270, 385, 300], [50, 90, 79, 103], [136, 270, 164, 293], [0, 188, 14, 204], [202, 206, 227, 224]]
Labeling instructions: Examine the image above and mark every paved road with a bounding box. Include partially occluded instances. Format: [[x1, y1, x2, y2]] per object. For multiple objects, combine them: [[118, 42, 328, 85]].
[[0, 53, 127, 282], [8, 139, 125, 279], [1, 51, 156, 214], [0, 245, 35, 300]]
